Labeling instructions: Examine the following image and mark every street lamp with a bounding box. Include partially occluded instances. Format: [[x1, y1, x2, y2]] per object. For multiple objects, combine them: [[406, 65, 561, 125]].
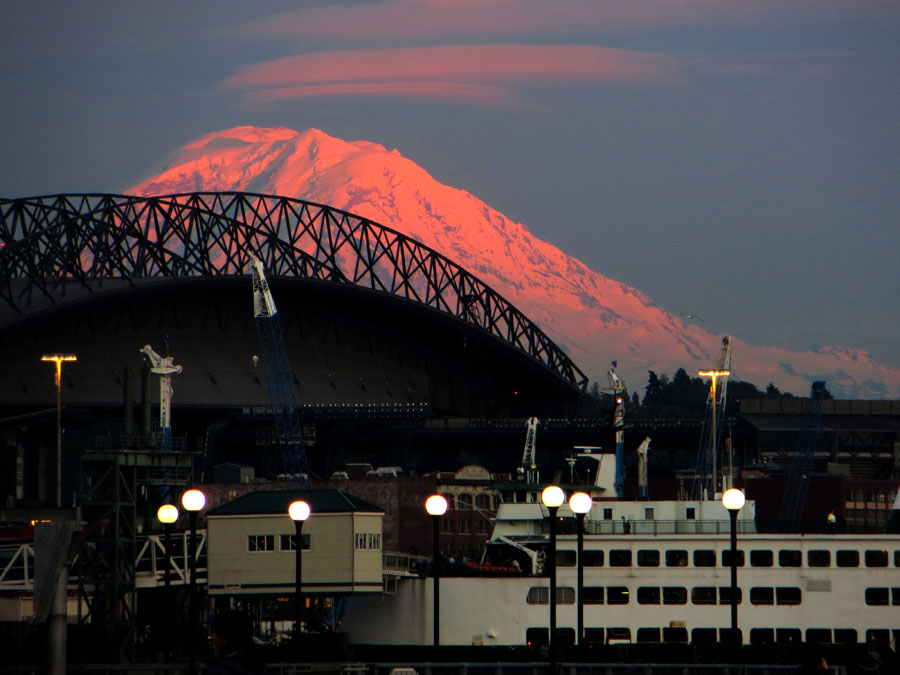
[[288, 499, 311, 642], [568, 492, 592, 646], [698, 369, 729, 497], [181, 489, 206, 675], [157, 504, 178, 659], [722, 488, 745, 640], [41, 354, 76, 507], [425, 494, 448, 649], [541, 485, 565, 659]]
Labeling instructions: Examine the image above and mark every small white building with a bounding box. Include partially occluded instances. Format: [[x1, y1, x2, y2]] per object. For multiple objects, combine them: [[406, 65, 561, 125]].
[[206, 489, 385, 599]]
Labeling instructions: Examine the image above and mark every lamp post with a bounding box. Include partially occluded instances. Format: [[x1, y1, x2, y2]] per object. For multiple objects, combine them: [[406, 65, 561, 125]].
[[698, 369, 729, 497], [181, 489, 206, 675], [722, 488, 745, 640], [157, 504, 178, 659], [41, 354, 76, 507], [424, 494, 448, 649], [288, 500, 311, 641], [568, 492, 592, 646], [541, 485, 565, 661]]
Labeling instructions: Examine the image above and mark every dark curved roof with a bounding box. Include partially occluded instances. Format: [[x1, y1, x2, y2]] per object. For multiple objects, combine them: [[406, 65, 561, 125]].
[[0, 192, 586, 392]]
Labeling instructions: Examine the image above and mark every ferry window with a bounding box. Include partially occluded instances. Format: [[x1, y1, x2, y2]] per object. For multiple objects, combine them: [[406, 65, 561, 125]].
[[865, 550, 888, 567], [691, 628, 717, 643], [556, 550, 576, 567], [693, 550, 716, 567], [583, 586, 604, 604], [609, 550, 632, 567], [637, 627, 661, 642], [836, 550, 859, 567], [808, 550, 831, 567], [719, 587, 742, 605], [475, 494, 491, 510], [721, 549, 745, 567], [248, 535, 274, 552], [606, 627, 631, 643], [778, 550, 801, 567], [607, 586, 630, 604], [750, 550, 773, 567], [583, 550, 604, 566], [691, 587, 716, 605], [526, 587, 548, 604], [663, 587, 688, 605], [663, 627, 688, 643], [556, 587, 576, 604], [686, 507, 696, 520], [866, 629, 890, 644], [893, 588, 900, 605], [776, 587, 802, 605], [637, 587, 660, 604], [834, 629, 857, 644], [865, 588, 889, 606], [637, 550, 660, 567], [554, 627, 575, 646], [583, 628, 604, 644], [666, 549, 688, 567], [806, 629, 831, 644], [750, 628, 775, 644], [776, 628, 801, 643], [603, 508, 613, 520], [750, 587, 774, 605], [525, 627, 548, 646], [895, 550, 900, 567], [644, 507, 655, 520], [458, 494, 472, 509]]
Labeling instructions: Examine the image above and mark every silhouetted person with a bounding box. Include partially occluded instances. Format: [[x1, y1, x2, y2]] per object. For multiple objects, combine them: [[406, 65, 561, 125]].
[[208, 609, 266, 675]]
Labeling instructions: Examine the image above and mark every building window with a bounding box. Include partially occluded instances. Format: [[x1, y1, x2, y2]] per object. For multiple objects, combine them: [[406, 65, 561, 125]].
[[750, 550, 773, 567], [663, 587, 687, 605], [475, 494, 491, 510], [355, 533, 367, 549], [637, 587, 661, 605], [457, 494, 472, 510], [609, 550, 632, 567], [693, 550, 716, 567], [750, 587, 774, 605], [458, 519, 471, 534], [368, 533, 381, 550], [475, 519, 490, 535], [836, 550, 859, 567], [637, 550, 660, 567], [666, 550, 688, 567], [248, 535, 274, 552], [865, 550, 888, 567], [778, 550, 801, 567], [583, 550, 604, 566], [439, 518, 453, 534], [607, 586, 629, 605], [583, 586, 604, 604], [691, 587, 717, 605], [808, 550, 831, 567], [776, 587, 802, 605], [280, 534, 310, 551], [865, 588, 889, 606]]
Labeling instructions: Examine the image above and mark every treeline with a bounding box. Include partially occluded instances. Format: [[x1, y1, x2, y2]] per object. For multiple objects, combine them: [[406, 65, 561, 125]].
[[585, 368, 831, 419]]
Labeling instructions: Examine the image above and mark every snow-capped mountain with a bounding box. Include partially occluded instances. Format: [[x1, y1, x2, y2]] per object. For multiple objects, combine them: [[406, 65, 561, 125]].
[[129, 126, 900, 398]]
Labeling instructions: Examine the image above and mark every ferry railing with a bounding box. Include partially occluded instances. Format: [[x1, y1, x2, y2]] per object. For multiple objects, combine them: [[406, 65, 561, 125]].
[[576, 519, 757, 536]]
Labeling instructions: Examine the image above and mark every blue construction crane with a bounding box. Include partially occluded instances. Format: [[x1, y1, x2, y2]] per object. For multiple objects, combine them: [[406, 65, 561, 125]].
[[607, 366, 627, 497], [778, 380, 827, 531], [248, 253, 310, 484], [690, 336, 732, 500]]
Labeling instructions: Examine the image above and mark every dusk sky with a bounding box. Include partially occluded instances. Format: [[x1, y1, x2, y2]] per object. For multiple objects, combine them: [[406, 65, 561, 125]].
[[3, 0, 899, 373]]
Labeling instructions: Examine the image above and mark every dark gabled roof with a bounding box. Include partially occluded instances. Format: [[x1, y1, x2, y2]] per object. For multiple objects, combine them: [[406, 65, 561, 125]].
[[207, 489, 384, 517]]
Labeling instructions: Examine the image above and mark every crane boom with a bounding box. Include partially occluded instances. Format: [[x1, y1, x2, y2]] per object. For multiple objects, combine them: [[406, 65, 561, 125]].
[[691, 336, 732, 500], [247, 253, 310, 484], [519, 417, 539, 483]]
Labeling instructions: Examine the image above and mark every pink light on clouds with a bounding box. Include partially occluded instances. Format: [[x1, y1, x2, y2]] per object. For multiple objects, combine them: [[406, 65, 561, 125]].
[[221, 44, 677, 105]]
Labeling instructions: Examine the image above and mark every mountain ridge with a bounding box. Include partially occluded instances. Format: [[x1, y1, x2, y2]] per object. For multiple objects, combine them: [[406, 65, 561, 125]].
[[130, 126, 900, 398]]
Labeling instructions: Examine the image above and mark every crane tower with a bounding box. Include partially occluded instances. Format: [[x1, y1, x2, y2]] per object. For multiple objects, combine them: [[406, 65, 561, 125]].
[[140, 344, 182, 450], [247, 253, 310, 484]]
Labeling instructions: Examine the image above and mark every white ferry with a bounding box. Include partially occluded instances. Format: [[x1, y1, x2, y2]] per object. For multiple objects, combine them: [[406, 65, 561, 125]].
[[342, 484, 900, 649]]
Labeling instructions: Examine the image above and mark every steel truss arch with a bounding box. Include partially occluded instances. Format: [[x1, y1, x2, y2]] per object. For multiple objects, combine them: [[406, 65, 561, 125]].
[[1, 192, 587, 391]]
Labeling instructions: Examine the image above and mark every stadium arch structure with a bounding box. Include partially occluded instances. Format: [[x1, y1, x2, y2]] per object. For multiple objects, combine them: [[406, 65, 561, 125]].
[[0, 193, 590, 481]]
